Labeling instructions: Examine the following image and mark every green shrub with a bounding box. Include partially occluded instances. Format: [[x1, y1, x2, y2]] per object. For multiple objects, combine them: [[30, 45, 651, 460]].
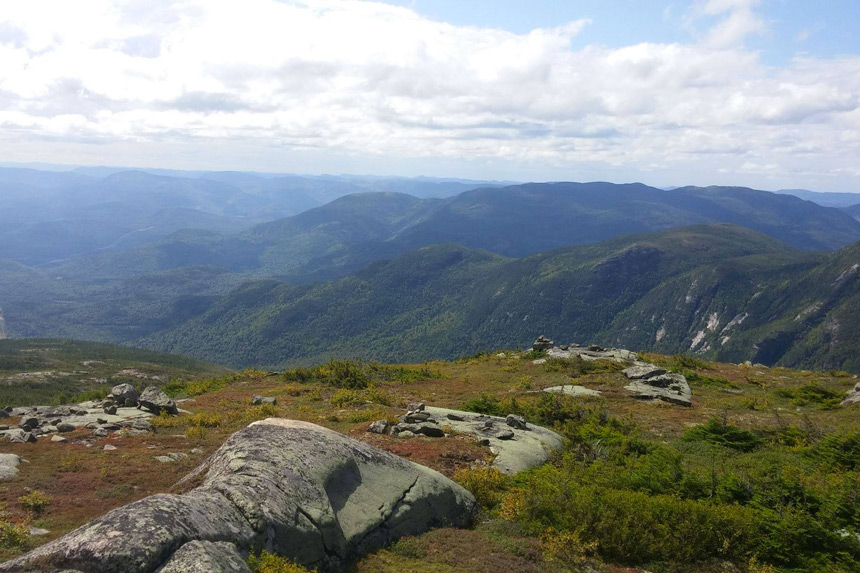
[[774, 384, 841, 410], [18, 490, 51, 515], [453, 465, 508, 509], [462, 393, 504, 416], [682, 417, 762, 452], [248, 550, 315, 572]]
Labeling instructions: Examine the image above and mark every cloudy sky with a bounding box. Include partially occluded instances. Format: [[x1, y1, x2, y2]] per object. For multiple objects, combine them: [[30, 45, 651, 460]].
[[1, 0, 859, 191]]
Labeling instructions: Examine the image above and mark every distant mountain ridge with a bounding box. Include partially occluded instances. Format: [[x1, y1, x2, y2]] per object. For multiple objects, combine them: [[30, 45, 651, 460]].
[[44, 181, 860, 287]]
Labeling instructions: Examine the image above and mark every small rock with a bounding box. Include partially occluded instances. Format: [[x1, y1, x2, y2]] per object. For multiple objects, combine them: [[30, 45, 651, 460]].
[[506, 414, 527, 430], [50, 418, 62, 426], [19, 417, 38, 430], [407, 402, 425, 412], [92, 428, 108, 438], [495, 429, 515, 440], [495, 353, 506, 358], [0, 425, 8, 431], [478, 438, 491, 446], [139, 386, 179, 416], [532, 358, 547, 365], [415, 424, 444, 438], [0, 453, 21, 481], [103, 444, 117, 451], [131, 419, 154, 433], [57, 422, 76, 433], [404, 411, 432, 423], [103, 406, 118, 415], [367, 420, 390, 435], [7, 431, 36, 443], [587, 344, 605, 352], [398, 431, 415, 438], [96, 418, 107, 425], [251, 396, 277, 406], [124, 398, 137, 407], [51, 435, 67, 443], [190, 448, 203, 455], [446, 413, 465, 422], [29, 527, 50, 536], [154, 452, 188, 463]]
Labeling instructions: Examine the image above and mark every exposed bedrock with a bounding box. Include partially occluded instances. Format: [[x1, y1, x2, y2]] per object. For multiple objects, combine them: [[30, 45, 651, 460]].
[[0, 419, 476, 573]]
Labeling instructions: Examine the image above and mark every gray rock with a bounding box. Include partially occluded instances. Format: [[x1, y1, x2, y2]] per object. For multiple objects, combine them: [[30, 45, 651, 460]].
[[29, 527, 50, 536], [154, 452, 188, 463], [92, 428, 108, 438], [104, 405, 118, 416], [251, 395, 276, 406], [622, 364, 667, 380], [407, 402, 425, 412], [543, 384, 601, 398], [505, 414, 527, 430], [532, 335, 554, 351], [57, 422, 76, 433], [103, 444, 117, 451], [139, 386, 179, 416], [398, 430, 416, 438], [52, 435, 68, 443], [0, 419, 475, 573], [110, 383, 139, 405], [0, 410, 7, 418], [0, 425, 7, 431], [19, 417, 38, 430], [625, 373, 692, 406], [159, 540, 251, 573], [842, 382, 860, 405], [0, 453, 21, 481], [367, 420, 390, 435], [414, 423, 444, 438], [446, 413, 465, 421], [495, 429, 515, 440], [7, 430, 36, 443], [425, 407, 565, 474], [124, 398, 137, 407], [531, 358, 547, 365], [404, 411, 432, 423], [132, 419, 154, 432]]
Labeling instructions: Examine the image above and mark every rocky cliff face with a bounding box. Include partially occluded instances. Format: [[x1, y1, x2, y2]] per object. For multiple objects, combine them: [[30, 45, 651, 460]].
[[0, 418, 476, 573]]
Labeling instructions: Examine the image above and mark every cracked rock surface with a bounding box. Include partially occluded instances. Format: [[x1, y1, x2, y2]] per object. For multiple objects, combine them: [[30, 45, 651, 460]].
[[0, 419, 476, 573]]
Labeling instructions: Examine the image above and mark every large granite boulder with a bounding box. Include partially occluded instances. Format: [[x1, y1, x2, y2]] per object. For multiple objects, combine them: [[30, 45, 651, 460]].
[[0, 418, 475, 573], [138, 386, 178, 416]]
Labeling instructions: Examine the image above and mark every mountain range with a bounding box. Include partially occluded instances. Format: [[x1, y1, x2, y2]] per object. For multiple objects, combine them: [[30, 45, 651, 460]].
[[3, 169, 860, 371]]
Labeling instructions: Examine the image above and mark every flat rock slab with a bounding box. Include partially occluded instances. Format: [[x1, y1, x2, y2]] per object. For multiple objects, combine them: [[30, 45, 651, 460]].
[[0, 418, 475, 573], [543, 385, 602, 398], [546, 346, 637, 363], [622, 363, 667, 380], [625, 373, 692, 407], [0, 453, 21, 481], [424, 407, 564, 474]]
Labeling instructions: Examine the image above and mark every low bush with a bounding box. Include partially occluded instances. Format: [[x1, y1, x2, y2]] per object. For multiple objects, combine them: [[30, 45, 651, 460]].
[[682, 417, 762, 452], [774, 384, 842, 410], [248, 550, 315, 573], [453, 465, 507, 509], [18, 490, 51, 515], [284, 360, 440, 389]]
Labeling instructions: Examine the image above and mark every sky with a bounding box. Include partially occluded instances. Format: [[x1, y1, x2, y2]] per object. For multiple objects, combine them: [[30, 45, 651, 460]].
[[1, 0, 860, 191]]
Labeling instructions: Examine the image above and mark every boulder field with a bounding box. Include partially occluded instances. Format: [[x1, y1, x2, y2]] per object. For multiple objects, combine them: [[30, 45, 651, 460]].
[[0, 418, 476, 573]]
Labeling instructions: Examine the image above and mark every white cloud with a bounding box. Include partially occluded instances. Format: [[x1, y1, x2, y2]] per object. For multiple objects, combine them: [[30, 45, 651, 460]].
[[0, 0, 858, 190]]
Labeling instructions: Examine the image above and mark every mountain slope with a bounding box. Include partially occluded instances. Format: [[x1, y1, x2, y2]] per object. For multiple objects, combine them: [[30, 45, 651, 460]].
[[139, 225, 804, 367]]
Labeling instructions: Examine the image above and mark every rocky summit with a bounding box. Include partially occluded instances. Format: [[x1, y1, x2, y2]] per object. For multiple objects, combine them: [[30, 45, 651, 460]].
[[0, 419, 476, 573]]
